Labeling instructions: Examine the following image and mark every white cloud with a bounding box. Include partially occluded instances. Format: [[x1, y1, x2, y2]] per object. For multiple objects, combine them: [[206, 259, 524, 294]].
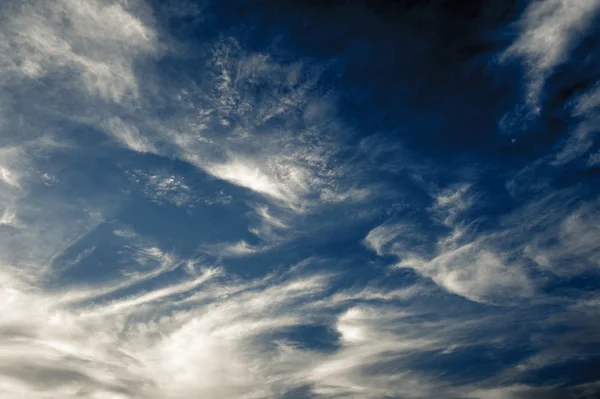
[[97, 36, 361, 214], [503, 0, 600, 110], [552, 83, 600, 165], [319, 186, 372, 204], [0, 1, 596, 397], [417, 242, 533, 303], [524, 196, 600, 275], [431, 184, 474, 227], [245, 204, 293, 245], [83, 267, 220, 317], [142, 173, 193, 206], [363, 221, 414, 256], [201, 240, 264, 258], [0, 25, 365, 222], [467, 385, 535, 399], [0, 255, 339, 399], [365, 184, 534, 304], [574, 83, 600, 116], [104, 118, 156, 153], [0, 146, 25, 190], [0, 166, 20, 189], [253, 205, 288, 230], [551, 118, 599, 165], [3, 0, 158, 103], [327, 283, 428, 305], [205, 158, 299, 203], [306, 304, 462, 399], [372, 231, 534, 304], [0, 207, 17, 226], [0, 214, 593, 399], [127, 169, 232, 209], [2, 181, 513, 397]]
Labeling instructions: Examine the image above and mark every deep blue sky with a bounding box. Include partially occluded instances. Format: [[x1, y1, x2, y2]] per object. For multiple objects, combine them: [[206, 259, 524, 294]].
[[1, 1, 599, 398]]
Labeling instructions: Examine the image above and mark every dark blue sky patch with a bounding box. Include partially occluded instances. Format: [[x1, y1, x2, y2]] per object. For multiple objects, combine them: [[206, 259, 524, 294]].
[[268, 324, 342, 353]]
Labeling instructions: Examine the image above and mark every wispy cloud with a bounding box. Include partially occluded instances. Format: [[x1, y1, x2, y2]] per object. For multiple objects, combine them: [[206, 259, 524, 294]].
[[502, 0, 600, 112], [2, 0, 158, 102], [552, 81, 600, 165], [104, 118, 157, 154], [0, 251, 543, 399], [200, 240, 265, 258], [365, 184, 534, 304], [523, 195, 600, 276]]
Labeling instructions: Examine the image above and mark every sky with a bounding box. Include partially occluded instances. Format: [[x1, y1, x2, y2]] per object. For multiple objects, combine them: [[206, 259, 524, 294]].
[[1, 0, 600, 398]]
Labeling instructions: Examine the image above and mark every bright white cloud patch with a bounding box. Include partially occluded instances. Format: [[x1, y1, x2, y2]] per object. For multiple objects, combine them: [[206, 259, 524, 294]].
[[206, 158, 298, 203]]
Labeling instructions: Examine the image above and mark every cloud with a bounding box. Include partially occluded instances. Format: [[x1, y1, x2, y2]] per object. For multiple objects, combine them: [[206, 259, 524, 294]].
[[1, 191, 542, 398], [0, 8, 369, 222], [367, 182, 600, 304], [552, 82, 600, 165], [467, 385, 539, 399], [574, 83, 600, 116], [413, 242, 533, 303], [0, 146, 25, 190], [0, 166, 20, 189], [104, 118, 156, 154], [588, 150, 600, 166], [128, 169, 234, 209], [467, 382, 600, 399], [0, 1, 161, 278], [373, 230, 534, 304], [502, 8, 600, 167], [306, 305, 446, 399], [88, 34, 362, 214], [83, 267, 220, 317], [363, 221, 424, 257], [2, 0, 158, 103], [502, 0, 600, 111], [205, 158, 300, 204], [1, 1, 599, 397], [200, 240, 264, 258], [523, 196, 600, 276], [0, 207, 17, 226], [430, 183, 475, 227], [0, 215, 596, 399], [0, 250, 338, 398], [365, 184, 534, 304]]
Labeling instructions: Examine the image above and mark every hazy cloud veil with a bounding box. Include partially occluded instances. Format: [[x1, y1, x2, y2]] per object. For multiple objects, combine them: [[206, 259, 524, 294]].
[[1, 0, 599, 398]]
